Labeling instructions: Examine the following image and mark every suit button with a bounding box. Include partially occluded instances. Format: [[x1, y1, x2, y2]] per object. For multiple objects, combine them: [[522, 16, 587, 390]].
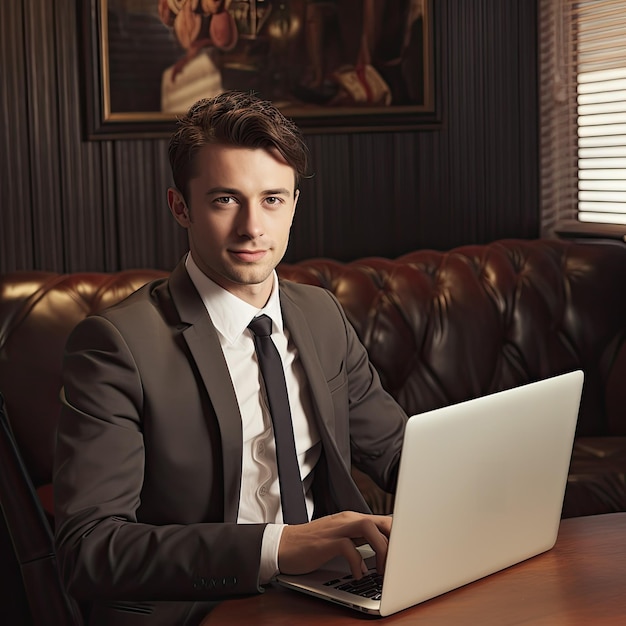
[[193, 577, 207, 589]]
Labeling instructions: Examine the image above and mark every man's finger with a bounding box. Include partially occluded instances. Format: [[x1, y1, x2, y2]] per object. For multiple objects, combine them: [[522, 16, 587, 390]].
[[337, 537, 368, 579]]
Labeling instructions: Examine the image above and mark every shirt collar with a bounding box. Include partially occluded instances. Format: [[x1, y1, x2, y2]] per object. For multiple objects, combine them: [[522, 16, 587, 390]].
[[185, 252, 284, 343]]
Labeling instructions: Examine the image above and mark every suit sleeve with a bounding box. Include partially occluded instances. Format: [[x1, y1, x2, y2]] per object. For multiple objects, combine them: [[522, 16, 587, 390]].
[[53, 315, 266, 602], [340, 301, 408, 493]]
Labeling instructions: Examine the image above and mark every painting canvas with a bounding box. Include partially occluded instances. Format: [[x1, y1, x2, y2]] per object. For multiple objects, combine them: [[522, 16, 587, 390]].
[[82, 0, 437, 138]]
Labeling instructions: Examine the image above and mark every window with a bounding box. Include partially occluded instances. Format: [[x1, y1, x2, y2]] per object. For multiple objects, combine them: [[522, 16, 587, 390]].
[[539, 0, 626, 240]]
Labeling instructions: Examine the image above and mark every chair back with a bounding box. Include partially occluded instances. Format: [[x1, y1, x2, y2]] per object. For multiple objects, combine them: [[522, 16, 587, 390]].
[[0, 392, 83, 625]]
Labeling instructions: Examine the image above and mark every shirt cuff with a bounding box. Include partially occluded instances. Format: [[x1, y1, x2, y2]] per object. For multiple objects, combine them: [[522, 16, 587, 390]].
[[259, 523, 286, 584]]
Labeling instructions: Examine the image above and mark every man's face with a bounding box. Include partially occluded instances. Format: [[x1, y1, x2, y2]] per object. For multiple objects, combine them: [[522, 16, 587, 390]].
[[168, 143, 299, 307]]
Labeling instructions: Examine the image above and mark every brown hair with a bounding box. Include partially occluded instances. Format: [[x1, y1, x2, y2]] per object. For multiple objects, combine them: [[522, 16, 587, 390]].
[[168, 91, 310, 202]]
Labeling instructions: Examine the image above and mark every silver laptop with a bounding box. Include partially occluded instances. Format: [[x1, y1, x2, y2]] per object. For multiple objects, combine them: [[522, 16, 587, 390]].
[[277, 370, 584, 617]]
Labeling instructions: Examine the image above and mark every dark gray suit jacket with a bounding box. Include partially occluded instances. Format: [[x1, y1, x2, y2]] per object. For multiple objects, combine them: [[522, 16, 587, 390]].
[[53, 260, 407, 625]]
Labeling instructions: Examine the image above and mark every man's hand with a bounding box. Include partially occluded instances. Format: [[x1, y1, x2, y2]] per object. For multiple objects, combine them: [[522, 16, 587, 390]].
[[278, 511, 392, 579]]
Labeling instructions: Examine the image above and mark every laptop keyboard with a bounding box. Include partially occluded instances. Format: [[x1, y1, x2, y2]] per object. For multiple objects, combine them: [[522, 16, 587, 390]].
[[324, 572, 384, 600]]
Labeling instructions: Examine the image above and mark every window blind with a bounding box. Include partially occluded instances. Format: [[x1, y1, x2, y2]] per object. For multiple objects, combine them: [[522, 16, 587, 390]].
[[539, 0, 626, 238]]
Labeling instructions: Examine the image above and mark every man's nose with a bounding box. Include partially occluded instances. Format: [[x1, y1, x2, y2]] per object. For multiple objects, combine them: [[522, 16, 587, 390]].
[[236, 205, 264, 239]]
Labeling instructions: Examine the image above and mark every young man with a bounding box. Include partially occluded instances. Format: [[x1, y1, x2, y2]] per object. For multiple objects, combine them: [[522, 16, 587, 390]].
[[53, 91, 407, 625]]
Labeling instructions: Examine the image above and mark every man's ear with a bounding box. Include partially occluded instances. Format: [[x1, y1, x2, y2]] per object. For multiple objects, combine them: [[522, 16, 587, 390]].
[[168, 187, 191, 227], [291, 188, 300, 223]]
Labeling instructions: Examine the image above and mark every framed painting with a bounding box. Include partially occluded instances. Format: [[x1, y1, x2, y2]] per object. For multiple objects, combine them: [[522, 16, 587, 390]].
[[81, 0, 439, 139]]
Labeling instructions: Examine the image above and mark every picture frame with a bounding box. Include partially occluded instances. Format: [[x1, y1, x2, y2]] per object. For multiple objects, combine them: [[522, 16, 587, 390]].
[[81, 0, 439, 139]]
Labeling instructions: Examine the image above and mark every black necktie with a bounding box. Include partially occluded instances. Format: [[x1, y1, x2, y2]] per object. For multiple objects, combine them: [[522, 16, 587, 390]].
[[248, 314, 308, 524]]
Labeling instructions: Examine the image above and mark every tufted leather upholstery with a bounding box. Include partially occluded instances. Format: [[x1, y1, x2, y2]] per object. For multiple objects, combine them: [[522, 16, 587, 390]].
[[1, 239, 626, 616], [278, 240, 626, 439]]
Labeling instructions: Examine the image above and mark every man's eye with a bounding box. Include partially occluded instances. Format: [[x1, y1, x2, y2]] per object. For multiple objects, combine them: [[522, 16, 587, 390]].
[[265, 196, 281, 205], [214, 196, 233, 205]]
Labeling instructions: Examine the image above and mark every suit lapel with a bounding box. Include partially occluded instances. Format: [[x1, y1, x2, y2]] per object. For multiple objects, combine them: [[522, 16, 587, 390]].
[[168, 262, 242, 522], [279, 289, 335, 440], [280, 286, 370, 515]]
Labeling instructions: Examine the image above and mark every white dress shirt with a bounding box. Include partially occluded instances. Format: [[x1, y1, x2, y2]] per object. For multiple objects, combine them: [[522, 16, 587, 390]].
[[185, 253, 321, 582]]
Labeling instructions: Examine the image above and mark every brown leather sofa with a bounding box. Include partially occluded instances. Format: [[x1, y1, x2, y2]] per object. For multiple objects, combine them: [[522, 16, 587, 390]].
[[1, 238, 626, 621]]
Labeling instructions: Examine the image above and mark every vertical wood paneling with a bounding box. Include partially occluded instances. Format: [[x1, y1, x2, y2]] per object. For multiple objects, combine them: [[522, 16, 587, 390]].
[[1, 1, 33, 271], [0, 0, 540, 273], [57, 0, 106, 271], [445, 0, 481, 245], [484, 0, 511, 235], [24, 0, 64, 271], [115, 141, 156, 268], [99, 140, 121, 271], [111, 139, 184, 270], [518, 0, 540, 234]]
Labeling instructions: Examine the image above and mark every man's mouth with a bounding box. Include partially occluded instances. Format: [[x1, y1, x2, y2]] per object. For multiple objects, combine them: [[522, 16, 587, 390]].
[[230, 249, 268, 263]]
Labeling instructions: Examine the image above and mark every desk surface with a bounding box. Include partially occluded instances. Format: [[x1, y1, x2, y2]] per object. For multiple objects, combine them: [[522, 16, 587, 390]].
[[201, 513, 626, 625]]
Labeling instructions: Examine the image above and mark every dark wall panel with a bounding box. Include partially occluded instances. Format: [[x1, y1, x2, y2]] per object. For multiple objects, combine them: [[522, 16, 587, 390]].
[[2, 1, 34, 271], [0, 0, 539, 273], [24, 0, 65, 271]]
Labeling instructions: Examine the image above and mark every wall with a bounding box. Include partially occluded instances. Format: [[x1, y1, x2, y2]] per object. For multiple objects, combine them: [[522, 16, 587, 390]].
[[0, 0, 538, 273]]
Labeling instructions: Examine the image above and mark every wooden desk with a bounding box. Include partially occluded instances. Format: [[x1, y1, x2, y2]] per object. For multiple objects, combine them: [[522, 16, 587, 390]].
[[201, 513, 626, 625]]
